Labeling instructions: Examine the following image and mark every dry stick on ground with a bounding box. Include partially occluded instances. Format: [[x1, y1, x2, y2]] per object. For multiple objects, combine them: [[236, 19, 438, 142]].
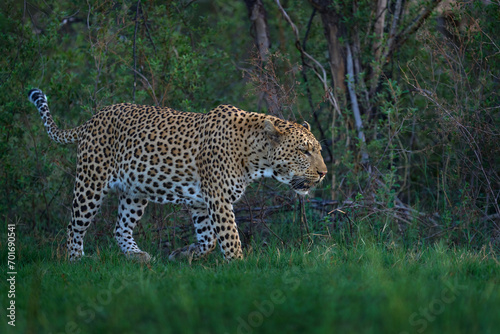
[[260, 219, 286, 247], [234, 196, 438, 240], [238, 199, 287, 247]]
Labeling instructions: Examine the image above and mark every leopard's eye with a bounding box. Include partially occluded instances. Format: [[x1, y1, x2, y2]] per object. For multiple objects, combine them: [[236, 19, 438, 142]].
[[299, 148, 311, 156]]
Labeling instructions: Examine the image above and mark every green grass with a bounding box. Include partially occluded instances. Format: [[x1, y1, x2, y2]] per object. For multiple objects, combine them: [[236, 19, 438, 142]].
[[1, 233, 499, 334]]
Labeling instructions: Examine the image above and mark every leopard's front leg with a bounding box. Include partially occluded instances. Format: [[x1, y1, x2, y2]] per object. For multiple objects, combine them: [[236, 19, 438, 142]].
[[207, 197, 243, 261], [169, 198, 243, 262]]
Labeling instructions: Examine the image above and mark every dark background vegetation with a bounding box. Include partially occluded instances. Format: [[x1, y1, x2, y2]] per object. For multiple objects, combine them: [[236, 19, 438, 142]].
[[1, 0, 499, 253]]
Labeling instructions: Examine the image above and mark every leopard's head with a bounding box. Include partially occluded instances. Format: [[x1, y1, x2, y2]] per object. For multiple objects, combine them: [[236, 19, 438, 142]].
[[264, 118, 327, 196]]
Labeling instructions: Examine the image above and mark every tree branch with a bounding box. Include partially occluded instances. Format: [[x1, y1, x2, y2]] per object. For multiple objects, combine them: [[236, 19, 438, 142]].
[[391, 0, 443, 56], [126, 65, 159, 105], [346, 43, 370, 165], [275, 0, 341, 116], [300, 8, 334, 162], [132, 0, 141, 102]]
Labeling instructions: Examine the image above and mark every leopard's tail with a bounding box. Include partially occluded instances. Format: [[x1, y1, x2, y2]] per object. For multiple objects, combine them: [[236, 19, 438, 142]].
[[28, 88, 79, 144]]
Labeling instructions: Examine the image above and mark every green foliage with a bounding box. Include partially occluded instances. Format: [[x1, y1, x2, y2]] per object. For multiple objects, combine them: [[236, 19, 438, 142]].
[[0, 0, 498, 248], [0, 0, 249, 229]]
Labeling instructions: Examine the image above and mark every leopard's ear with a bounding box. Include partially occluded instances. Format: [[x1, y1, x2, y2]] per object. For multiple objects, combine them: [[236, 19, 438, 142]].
[[302, 121, 311, 131], [263, 119, 283, 144]]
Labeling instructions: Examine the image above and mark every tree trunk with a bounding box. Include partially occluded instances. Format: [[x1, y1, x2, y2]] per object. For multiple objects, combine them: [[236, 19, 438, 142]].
[[244, 0, 270, 61], [244, 0, 284, 117], [309, 1, 346, 95], [373, 0, 387, 64]]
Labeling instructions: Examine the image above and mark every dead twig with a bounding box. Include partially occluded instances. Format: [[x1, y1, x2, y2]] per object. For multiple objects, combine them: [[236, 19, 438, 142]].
[[328, 208, 354, 244], [132, 0, 141, 102], [299, 196, 312, 243], [275, 0, 341, 116]]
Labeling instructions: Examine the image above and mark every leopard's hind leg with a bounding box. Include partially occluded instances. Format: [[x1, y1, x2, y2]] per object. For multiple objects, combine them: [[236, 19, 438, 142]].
[[113, 194, 151, 262], [67, 180, 107, 261], [169, 202, 216, 262]]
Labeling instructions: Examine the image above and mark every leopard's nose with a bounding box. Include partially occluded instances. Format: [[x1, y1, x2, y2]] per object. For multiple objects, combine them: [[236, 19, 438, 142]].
[[318, 170, 327, 178]]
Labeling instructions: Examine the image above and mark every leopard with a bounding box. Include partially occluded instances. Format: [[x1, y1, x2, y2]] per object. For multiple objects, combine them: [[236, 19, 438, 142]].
[[28, 88, 327, 263]]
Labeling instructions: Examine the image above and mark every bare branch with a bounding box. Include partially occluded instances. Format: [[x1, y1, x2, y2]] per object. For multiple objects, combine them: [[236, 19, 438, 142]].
[[132, 0, 141, 102], [346, 43, 370, 165], [371, 0, 440, 94], [300, 8, 334, 162], [126, 65, 159, 105], [392, 0, 443, 54], [275, 0, 341, 116]]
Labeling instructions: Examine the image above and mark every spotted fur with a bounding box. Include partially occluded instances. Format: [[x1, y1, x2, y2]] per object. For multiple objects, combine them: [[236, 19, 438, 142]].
[[28, 88, 327, 262]]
